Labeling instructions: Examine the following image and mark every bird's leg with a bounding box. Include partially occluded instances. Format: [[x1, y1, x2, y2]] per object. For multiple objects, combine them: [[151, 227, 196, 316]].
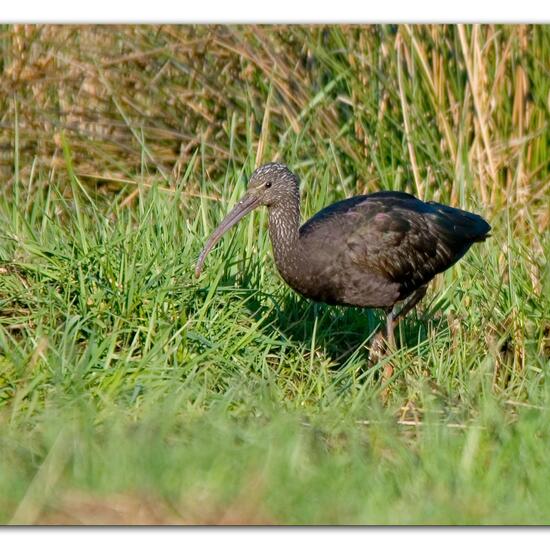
[[368, 307, 394, 367], [380, 309, 397, 389], [380, 285, 427, 357], [385, 309, 396, 350], [370, 285, 428, 385], [392, 284, 428, 324]]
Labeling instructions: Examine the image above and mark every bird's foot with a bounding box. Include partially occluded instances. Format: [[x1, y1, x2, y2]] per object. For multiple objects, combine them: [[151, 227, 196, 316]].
[[368, 330, 387, 366]]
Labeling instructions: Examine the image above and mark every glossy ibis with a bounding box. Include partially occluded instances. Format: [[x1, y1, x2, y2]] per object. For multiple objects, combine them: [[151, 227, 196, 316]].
[[195, 163, 490, 355]]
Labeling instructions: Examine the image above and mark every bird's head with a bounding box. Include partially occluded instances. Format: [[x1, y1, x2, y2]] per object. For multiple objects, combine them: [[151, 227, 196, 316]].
[[247, 162, 300, 207], [194, 162, 299, 278]]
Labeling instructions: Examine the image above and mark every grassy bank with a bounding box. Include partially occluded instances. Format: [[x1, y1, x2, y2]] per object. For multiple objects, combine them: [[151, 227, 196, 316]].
[[0, 24, 549, 524]]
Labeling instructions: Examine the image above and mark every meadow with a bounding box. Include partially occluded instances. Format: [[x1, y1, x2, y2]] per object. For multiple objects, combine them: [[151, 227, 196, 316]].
[[0, 24, 549, 524]]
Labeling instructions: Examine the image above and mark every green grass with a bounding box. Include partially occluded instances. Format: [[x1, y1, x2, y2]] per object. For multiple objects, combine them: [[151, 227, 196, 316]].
[[0, 156, 548, 524], [0, 24, 549, 524]]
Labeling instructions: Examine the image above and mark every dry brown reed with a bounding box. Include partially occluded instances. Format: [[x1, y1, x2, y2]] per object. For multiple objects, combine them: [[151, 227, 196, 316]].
[[1, 24, 548, 233]]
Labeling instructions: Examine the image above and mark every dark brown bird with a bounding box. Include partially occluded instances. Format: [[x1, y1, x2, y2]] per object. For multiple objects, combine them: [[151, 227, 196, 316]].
[[195, 163, 490, 351]]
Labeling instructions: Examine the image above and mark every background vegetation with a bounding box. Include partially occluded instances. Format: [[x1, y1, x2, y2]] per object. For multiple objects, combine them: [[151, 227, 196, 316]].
[[0, 24, 548, 524]]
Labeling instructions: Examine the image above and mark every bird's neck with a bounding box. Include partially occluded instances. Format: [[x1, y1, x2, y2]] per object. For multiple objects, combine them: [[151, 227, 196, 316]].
[[267, 201, 302, 280]]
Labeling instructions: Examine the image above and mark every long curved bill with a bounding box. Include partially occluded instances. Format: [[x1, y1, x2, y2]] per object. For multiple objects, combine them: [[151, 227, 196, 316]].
[[195, 193, 260, 278]]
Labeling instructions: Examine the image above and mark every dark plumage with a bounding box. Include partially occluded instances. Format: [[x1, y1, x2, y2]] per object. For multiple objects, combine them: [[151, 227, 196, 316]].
[[196, 162, 491, 352]]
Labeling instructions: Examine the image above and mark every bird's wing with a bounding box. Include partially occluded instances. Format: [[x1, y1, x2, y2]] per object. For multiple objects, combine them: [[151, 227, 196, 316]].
[[342, 197, 459, 295], [299, 192, 489, 299]]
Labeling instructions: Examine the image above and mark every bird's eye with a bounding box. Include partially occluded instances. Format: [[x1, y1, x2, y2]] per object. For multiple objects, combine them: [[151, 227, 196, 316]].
[[265, 181, 272, 188]]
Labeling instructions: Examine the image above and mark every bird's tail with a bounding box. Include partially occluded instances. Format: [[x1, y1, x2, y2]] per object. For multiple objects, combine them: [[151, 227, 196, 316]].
[[427, 202, 491, 243]]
